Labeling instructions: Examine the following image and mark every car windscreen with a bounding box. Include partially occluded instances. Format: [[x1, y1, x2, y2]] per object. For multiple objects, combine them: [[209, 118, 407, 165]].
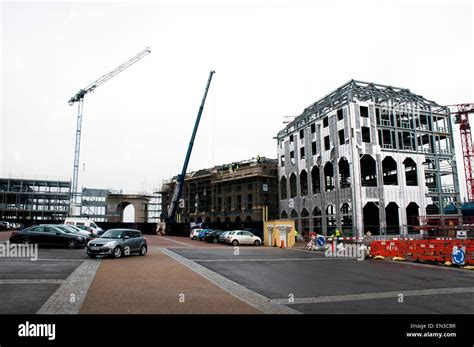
[[55, 226, 74, 233], [101, 230, 125, 239], [67, 225, 82, 232]]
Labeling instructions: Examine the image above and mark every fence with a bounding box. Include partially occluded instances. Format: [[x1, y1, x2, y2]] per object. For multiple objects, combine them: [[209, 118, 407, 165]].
[[370, 238, 473, 265]]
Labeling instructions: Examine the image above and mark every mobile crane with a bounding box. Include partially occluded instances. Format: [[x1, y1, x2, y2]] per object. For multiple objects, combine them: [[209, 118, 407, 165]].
[[166, 70, 216, 223]]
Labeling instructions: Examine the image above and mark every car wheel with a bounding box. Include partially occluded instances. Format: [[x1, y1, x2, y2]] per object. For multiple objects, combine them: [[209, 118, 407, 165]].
[[254, 240, 261, 246], [67, 239, 78, 248], [192, 236, 197, 240], [213, 238, 218, 244], [139, 245, 147, 256], [232, 240, 239, 246], [113, 247, 123, 258], [22, 237, 32, 245]]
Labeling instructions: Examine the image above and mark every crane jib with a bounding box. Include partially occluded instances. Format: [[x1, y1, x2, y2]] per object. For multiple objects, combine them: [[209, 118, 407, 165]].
[[67, 47, 151, 216], [167, 70, 215, 222]]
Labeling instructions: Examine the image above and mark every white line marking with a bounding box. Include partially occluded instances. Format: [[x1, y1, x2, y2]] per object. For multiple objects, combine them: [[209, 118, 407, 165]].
[[161, 248, 301, 314], [190, 257, 353, 262], [0, 258, 84, 262], [155, 236, 193, 247], [270, 287, 474, 305], [385, 259, 474, 273], [0, 279, 65, 284]]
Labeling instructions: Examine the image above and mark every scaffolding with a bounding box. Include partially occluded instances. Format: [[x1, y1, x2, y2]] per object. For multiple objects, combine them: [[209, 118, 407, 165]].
[[80, 188, 108, 221], [0, 177, 70, 220], [277, 80, 460, 239], [159, 157, 279, 223]]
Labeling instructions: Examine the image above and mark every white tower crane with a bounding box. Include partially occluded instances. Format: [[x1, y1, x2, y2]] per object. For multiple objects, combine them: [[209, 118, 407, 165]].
[[68, 47, 151, 216]]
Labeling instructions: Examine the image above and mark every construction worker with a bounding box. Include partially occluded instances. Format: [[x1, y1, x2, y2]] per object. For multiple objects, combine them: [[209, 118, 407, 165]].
[[294, 229, 300, 243], [330, 229, 342, 245], [256, 155, 262, 164]]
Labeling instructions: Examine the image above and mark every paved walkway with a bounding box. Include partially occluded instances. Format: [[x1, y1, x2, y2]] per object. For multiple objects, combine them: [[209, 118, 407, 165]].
[[0, 231, 12, 243], [80, 247, 260, 314]]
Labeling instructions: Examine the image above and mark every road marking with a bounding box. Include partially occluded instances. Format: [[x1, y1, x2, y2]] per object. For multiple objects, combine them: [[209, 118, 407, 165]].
[[0, 258, 84, 262], [270, 287, 474, 305], [190, 257, 353, 262], [161, 248, 301, 315], [0, 279, 64, 284], [37, 258, 101, 314], [155, 236, 193, 247], [385, 259, 474, 273]]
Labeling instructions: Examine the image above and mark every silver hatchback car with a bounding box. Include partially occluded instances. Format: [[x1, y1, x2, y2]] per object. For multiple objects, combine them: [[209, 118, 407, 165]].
[[87, 229, 147, 258]]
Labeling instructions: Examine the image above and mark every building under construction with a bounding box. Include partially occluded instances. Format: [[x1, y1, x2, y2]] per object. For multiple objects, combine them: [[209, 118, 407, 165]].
[[159, 157, 279, 223], [277, 80, 461, 238], [0, 177, 70, 220]]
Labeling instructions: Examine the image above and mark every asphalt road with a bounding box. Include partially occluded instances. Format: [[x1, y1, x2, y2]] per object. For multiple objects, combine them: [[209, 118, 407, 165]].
[[1, 233, 473, 315], [0, 247, 87, 314], [171, 247, 474, 314]]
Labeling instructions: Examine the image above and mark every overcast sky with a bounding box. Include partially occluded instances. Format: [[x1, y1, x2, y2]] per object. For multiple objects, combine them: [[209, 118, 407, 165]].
[[1, 0, 473, 199]]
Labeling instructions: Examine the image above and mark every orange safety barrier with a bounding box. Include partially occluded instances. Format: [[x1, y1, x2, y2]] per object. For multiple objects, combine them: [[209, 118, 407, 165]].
[[370, 240, 409, 258], [370, 238, 474, 265]]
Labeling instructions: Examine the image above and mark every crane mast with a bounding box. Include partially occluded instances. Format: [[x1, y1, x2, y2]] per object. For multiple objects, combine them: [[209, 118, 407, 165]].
[[167, 70, 215, 223], [452, 103, 474, 201], [68, 47, 151, 216]]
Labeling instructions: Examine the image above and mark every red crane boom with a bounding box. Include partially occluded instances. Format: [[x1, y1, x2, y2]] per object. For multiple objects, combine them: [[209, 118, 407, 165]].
[[452, 103, 474, 201]]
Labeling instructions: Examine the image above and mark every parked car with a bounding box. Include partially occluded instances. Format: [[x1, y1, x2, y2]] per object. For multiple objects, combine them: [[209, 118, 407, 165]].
[[75, 225, 96, 237], [190, 229, 203, 240], [64, 217, 103, 236], [64, 224, 94, 238], [204, 230, 224, 243], [198, 229, 213, 241], [244, 227, 263, 241], [222, 230, 237, 243], [226, 230, 262, 246], [219, 231, 232, 243], [48, 224, 91, 243], [9, 225, 86, 248], [86, 228, 147, 258]]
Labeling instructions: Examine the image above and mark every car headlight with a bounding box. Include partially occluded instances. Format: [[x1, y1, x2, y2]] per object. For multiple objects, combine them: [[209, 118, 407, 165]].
[[104, 241, 117, 248]]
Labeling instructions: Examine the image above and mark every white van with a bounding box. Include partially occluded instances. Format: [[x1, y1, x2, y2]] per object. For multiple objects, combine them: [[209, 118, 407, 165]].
[[64, 218, 103, 236]]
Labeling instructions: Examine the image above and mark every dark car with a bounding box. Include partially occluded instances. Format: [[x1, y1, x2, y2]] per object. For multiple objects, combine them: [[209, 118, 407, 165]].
[[86, 228, 147, 258], [9, 225, 86, 248], [204, 230, 224, 243], [45, 224, 91, 244]]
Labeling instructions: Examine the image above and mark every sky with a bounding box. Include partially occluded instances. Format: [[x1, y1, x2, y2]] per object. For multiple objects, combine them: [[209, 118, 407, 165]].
[[1, 0, 473, 199]]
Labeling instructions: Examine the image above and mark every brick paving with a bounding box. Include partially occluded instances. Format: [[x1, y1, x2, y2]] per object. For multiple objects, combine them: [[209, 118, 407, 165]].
[[37, 258, 101, 314], [80, 247, 261, 314]]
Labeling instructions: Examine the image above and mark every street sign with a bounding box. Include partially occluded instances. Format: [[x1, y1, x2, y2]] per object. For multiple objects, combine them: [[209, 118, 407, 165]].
[[452, 246, 466, 266], [316, 235, 325, 247]]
